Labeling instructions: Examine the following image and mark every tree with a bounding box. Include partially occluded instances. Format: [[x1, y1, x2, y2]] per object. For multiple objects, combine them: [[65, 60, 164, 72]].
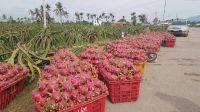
[[54, 2, 65, 24], [93, 14, 97, 20], [2, 14, 6, 21], [17, 17, 20, 22], [29, 9, 35, 20], [138, 14, 147, 23], [29, 4, 53, 23], [153, 17, 158, 25], [131, 12, 137, 25], [118, 16, 126, 22], [87, 13, 90, 21], [79, 12, 83, 21], [63, 11, 69, 22], [101, 12, 106, 21], [75, 12, 80, 21], [105, 16, 108, 22], [8, 16, 14, 22], [45, 4, 53, 23], [109, 13, 115, 22]]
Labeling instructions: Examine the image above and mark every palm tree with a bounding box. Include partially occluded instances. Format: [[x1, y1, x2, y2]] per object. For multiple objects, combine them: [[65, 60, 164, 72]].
[[17, 17, 20, 22], [90, 14, 94, 22], [79, 12, 84, 21], [24, 17, 27, 21], [63, 11, 69, 22], [46, 4, 51, 11], [87, 13, 90, 21], [101, 12, 106, 21], [8, 16, 13, 22], [75, 12, 80, 21], [54, 2, 65, 24], [93, 14, 97, 20], [35, 8, 42, 22], [122, 16, 125, 20], [2, 14, 6, 21], [153, 17, 158, 25], [118, 16, 126, 22], [99, 15, 102, 19], [109, 13, 115, 22], [105, 16, 108, 22], [138, 14, 147, 23], [131, 12, 137, 25], [29, 9, 35, 19]]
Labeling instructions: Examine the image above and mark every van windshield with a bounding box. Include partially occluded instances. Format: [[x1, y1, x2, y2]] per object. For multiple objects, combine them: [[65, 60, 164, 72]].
[[171, 21, 187, 25]]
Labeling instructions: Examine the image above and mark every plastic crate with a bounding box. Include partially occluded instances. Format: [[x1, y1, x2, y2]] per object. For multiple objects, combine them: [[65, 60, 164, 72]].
[[166, 40, 175, 47], [0, 77, 25, 109], [34, 94, 108, 112], [161, 39, 167, 47], [104, 79, 141, 103], [98, 74, 142, 103]]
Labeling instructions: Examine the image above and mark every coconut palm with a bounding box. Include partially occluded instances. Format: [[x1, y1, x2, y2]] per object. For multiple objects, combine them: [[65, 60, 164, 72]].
[[105, 16, 108, 22], [63, 11, 69, 22], [2, 14, 6, 21], [131, 12, 137, 25], [34, 8, 42, 22], [79, 12, 84, 21], [90, 14, 94, 22], [75, 12, 80, 21], [8, 16, 13, 22], [101, 12, 106, 21], [54, 2, 65, 24], [29, 9, 35, 19], [99, 15, 102, 19], [153, 17, 158, 25], [93, 14, 97, 20], [138, 14, 147, 23], [122, 16, 125, 20], [17, 17, 20, 22], [86, 13, 90, 21], [109, 13, 115, 22]]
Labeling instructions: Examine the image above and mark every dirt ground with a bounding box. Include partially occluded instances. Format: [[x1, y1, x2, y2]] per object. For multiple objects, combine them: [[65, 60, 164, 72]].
[[1, 27, 200, 112]]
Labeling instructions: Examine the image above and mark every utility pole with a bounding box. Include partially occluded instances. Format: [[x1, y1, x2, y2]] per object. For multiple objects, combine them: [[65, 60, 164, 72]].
[[163, 0, 167, 21], [155, 12, 157, 18], [43, 0, 47, 29]]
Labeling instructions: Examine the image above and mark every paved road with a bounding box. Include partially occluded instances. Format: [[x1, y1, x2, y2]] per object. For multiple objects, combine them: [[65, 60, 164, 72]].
[[106, 27, 200, 112]]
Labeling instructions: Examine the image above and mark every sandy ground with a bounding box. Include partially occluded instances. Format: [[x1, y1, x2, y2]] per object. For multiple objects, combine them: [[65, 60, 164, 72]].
[[106, 27, 200, 112], [1, 27, 200, 112]]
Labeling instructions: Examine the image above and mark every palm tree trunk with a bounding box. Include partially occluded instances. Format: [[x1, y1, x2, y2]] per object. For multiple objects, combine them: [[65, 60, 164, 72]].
[[43, 0, 47, 28], [60, 16, 63, 24]]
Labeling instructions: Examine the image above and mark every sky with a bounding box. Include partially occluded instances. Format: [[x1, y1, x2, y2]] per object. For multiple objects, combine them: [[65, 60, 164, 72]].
[[0, 0, 200, 22]]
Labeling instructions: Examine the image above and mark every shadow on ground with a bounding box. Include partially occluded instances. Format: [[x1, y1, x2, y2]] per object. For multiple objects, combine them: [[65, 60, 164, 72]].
[[155, 92, 200, 112]]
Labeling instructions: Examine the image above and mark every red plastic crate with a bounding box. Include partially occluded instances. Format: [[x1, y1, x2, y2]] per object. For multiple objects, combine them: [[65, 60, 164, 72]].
[[166, 40, 175, 47], [99, 74, 141, 103], [34, 93, 108, 112], [0, 77, 25, 109]]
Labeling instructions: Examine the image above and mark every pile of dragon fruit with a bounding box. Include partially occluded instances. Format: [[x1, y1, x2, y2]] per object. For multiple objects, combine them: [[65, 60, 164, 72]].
[[32, 74, 108, 111], [51, 48, 79, 65], [80, 44, 112, 66], [0, 63, 29, 88], [107, 32, 175, 53], [32, 49, 108, 111], [106, 41, 147, 64], [98, 58, 142, 81], [125, 37, 161, 52], [42, 60, 98, 80]]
